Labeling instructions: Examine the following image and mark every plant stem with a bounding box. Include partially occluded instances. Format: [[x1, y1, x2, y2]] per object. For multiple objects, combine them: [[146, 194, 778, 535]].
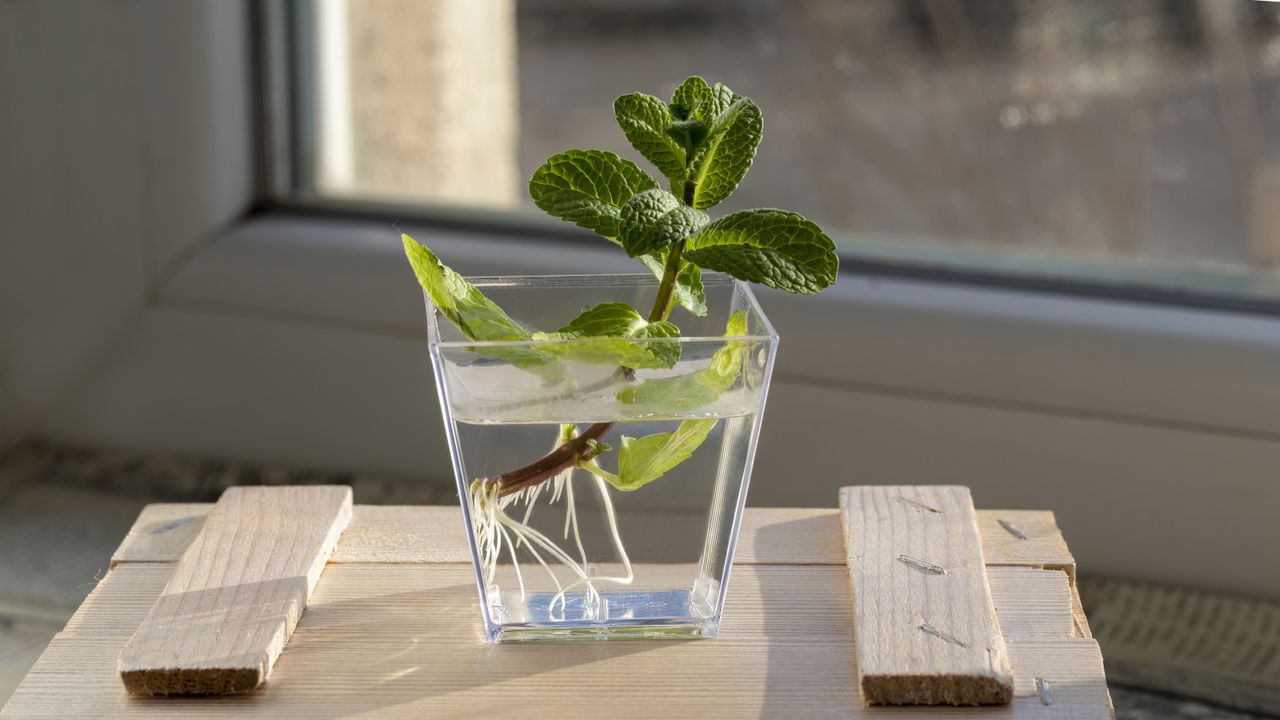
[[648, 240, 684, 323], [493, 422, 612, 497], [488, 180, 698, 496]]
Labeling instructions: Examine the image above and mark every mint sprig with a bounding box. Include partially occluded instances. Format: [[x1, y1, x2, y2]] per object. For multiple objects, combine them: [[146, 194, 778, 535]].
[[407, 75, 839, 499], [537, 76, 836, 297]]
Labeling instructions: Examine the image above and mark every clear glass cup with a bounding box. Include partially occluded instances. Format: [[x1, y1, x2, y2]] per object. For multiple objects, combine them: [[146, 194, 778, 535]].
[[421, 273, 778, 641]]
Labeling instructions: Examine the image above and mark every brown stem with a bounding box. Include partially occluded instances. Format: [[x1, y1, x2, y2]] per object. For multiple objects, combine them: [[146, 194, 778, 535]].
[[495, 422, 613, 497]]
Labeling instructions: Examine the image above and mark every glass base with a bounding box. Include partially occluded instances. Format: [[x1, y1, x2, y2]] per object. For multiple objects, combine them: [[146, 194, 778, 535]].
[[485, 589, 720, 642]]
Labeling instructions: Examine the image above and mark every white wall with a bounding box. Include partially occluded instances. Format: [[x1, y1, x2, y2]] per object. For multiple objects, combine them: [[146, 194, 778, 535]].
[[0, 0, 253, 449]]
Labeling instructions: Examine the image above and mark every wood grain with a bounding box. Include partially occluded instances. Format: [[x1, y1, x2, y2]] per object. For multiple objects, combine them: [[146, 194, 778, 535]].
[[2, 502, 1111, 718], [112, 504, 1072, 570], [116, 486, 352, 695], [841, 486, 1014, 705], [4, 562, 1111, 719], [988, 567, 1077, 639], [976, 510, 1076, 580]]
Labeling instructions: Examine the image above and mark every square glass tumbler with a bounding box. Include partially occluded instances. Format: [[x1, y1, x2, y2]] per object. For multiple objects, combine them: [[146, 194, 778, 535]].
[[421, 273, 777, 641]]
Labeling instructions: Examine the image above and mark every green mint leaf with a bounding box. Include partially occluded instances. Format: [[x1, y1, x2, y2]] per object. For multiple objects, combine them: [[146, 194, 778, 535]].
[[403, 233, 531, 342], [533, 302, 681, 369], [672, 259, 708, 316], [664, 118, 708, 155], [684, 209, 839, 294], [529, 149, 658, 238], [670, 76, 709, 119], [617, 310, 749, 412], [618, 189, 709, 258], [402, 234, 561, 376], [617, 371, 720, 414], [614, 93, 687, 185], [687, 97, 763, 209], [639, 253, 707, 317], [549, 301, 656, 337], [611, 419, 718, 492], [671, 76, 738, 124]]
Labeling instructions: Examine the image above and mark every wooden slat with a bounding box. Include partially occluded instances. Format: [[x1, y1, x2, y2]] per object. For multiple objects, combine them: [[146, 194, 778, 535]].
[[111, 504, 467, 567], [1069, 585, 1094, 639], [3, 561, 1111, 720], [116, 487, 353, 695], [976, 511, 1076, 580], [841, 486, 1014, 706], [988, 567, 1077, 639], [1006, 639, 1113, 712], [112, 504, 1072, 570]]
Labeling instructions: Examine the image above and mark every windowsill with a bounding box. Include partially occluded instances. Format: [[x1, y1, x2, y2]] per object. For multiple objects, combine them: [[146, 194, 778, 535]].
[[42, 209, 1280, 597], [161, 211, 1280, 438]]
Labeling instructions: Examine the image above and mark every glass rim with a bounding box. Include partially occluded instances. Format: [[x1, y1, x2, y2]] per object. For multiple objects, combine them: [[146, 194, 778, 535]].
[[425, 272, 779, 348]]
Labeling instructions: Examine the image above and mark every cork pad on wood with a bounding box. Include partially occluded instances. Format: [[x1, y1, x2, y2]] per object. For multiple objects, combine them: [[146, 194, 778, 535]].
[[840, 485, 1014, 705], [117, 485, 353, 695]]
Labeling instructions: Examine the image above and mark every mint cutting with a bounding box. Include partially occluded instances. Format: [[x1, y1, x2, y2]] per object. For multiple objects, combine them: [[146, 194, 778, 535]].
[[404, 74, 837, 501]]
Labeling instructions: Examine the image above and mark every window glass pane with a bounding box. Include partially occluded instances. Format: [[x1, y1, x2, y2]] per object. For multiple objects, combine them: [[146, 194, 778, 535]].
[[300, 0, 1280, 303]]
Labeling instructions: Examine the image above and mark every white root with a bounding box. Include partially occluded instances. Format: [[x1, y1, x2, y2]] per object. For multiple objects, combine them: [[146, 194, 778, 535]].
[[468, 428, 633, 620], [495, 522, 526, 601], [564, 470, 589, 566]]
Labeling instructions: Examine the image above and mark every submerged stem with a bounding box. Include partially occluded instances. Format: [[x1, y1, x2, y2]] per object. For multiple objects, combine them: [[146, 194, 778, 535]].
[[493, 422, 612, 497]]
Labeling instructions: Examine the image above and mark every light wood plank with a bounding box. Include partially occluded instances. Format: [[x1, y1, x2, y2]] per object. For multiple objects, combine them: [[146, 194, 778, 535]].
[[112, 504, 1072, 570], [976, 511, 1076, 580], [1006, 639, 1113, 714], [116, 486, 352, 695], [1069, 585, 1093, 639], [988, 567, 1076, 639], [109, 503, 210, 568], [4, 562, 1110, 720], [841, 486, 1013, 705]]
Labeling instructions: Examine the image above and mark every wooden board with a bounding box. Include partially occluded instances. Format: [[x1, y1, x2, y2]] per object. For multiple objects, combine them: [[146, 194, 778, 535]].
[[988, 567, 1078, 640], [108, 504, 1093, 640], [109, 504, 1094, 644], [4, 563, 1110, 719], [976, 511, 1076, 580], [116, 487, 353, 695], [4, 503, 1111, 719], [841, 486, 1014, 705], [111, 505, 1071, 569]]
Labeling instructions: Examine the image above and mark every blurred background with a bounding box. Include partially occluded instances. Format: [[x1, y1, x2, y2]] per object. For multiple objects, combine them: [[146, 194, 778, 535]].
[[2, 0, 1280, 716]]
